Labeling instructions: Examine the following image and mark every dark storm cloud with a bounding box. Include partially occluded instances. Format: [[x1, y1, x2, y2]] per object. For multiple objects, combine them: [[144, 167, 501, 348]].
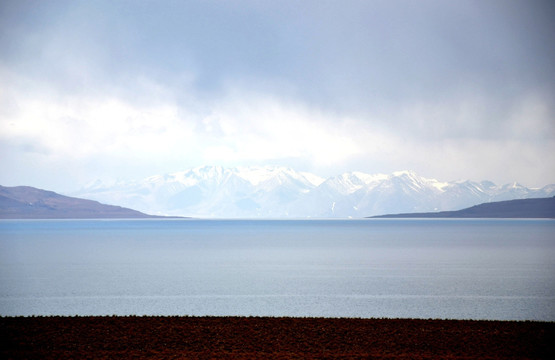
[[2, 0, 553, 106]]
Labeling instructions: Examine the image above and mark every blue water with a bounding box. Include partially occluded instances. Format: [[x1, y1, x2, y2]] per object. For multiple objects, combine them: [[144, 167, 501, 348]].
[[1, 219, 554, 320]]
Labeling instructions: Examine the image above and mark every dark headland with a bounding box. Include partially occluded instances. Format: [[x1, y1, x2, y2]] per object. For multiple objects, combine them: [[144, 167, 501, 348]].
[[1, 316, 554, 359], [370, 197, 555, 219], [0, 185, 178, 219]]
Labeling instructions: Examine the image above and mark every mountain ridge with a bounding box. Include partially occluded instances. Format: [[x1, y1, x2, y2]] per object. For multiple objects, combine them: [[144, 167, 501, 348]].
[[370, 197, 555, 218], [72, 166, 555, 218], [0, 185, 172, 219]]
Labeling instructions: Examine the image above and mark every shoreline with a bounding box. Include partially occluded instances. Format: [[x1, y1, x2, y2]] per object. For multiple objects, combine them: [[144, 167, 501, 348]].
[[2, 316, 554, 359]]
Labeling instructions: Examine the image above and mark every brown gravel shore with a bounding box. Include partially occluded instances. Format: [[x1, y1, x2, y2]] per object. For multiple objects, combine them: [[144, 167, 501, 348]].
[[1, 316, 554, 359]]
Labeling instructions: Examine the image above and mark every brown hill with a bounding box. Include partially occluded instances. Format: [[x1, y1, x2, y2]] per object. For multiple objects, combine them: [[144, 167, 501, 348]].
[[0, 185, 164, 219], [372, 197, 555, 218]]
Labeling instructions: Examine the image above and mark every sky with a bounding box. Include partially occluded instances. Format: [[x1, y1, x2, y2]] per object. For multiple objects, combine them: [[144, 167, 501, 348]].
[[1, 0, 554, 192]]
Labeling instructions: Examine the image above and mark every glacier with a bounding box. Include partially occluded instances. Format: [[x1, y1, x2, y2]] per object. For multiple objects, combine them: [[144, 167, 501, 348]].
[[72, 166, 555, 218]]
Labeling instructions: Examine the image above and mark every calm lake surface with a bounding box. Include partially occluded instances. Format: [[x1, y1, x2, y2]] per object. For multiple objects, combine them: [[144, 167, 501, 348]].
[[1, 219, 554, 320]]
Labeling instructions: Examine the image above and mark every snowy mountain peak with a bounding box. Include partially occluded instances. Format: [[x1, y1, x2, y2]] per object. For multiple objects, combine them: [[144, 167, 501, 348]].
[[188, 165, 227, 180], [234, 166, 303, 186], [351, 172, 388, 184], [321, 173, 368, 195], [392, 170, 427, 183], [392, 170, 417, 177], [300, 172, 325, 186], [73, 166, 555, 218]]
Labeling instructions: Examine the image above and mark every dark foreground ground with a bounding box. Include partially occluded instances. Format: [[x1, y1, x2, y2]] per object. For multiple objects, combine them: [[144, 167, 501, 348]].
[[1, 316, 554, 359]]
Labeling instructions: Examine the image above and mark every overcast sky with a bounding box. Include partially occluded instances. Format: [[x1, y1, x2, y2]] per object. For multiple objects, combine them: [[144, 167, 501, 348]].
[[1, 0, 554, 191]]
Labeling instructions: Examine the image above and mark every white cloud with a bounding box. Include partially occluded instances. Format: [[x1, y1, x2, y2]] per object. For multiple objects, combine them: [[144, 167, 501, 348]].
[[506, 93, 555, 140], [0, 93, 193, 159], [199, 93, 361, 165], [0, 77, 364, 180], [1, 70, 554, 189]]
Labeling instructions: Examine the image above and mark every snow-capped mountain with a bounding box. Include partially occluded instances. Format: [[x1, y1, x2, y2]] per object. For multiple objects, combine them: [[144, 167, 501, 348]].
[[74, 166, 324, 217], [72, 166, 555, 218]]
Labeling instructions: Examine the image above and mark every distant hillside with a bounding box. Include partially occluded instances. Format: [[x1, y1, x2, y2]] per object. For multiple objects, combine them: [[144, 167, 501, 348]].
[[371, 197, 555, 219], [0, 185, 168, 219]]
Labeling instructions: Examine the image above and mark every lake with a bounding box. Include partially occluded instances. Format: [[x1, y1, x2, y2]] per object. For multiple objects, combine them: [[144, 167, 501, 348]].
[[1, 219, 554, 320]]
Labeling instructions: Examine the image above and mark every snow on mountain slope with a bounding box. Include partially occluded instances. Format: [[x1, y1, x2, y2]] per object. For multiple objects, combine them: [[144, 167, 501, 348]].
[[74, 166, 322, 217], [72, 166, 555, 218], [300, 172, 326, 187]]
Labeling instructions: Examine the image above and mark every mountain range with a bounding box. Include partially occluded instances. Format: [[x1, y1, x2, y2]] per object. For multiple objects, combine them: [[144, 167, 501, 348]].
[[0, 185, 162, 219], [72, 166, 555, 218]]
